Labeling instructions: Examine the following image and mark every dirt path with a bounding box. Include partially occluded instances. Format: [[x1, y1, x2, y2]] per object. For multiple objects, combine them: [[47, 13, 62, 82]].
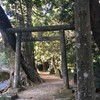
[[17, 72, 64, 100]]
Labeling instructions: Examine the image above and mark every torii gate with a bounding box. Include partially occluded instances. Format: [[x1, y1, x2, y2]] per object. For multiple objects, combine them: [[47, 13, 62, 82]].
[[7, 25, 74, 89]]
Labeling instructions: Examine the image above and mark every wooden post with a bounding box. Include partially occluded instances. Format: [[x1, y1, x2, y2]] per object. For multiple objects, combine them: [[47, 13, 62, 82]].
[[60, 30, 70, 89], [13, 33, 22, 88], [7, 25, 74, 33], [38, 32, 42, 38]]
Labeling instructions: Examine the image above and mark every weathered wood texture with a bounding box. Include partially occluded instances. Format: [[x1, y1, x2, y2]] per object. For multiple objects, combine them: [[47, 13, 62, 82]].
[[75, 0, 95, 100], [21, 36, 60, 42], [13, 33, 22, 88], [60, 30, 70, 89], [6, 25, 74, 33]]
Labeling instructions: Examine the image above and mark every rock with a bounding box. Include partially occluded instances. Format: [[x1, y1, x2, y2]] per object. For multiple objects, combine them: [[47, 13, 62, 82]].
[[0, 80, 10, 92]]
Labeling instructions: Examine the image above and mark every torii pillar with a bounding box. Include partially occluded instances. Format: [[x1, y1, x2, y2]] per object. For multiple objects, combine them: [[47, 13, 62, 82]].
[[60, 30, 70, 89], [13, 33, 22, 88]]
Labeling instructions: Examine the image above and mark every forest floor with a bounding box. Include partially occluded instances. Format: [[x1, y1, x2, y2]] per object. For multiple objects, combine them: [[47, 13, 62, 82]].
[[15, 72, 75, 100]]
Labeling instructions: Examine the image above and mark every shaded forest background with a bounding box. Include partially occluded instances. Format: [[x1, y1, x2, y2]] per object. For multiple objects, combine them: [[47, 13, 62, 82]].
[[0, 0, 100, 88]]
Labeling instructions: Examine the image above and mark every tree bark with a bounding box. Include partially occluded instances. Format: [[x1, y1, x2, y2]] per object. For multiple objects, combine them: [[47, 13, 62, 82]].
[[22, 0, 36, 71], [90, 0, 100, 49], [0, 5, 42, 85], [75, 0, 95, 100]]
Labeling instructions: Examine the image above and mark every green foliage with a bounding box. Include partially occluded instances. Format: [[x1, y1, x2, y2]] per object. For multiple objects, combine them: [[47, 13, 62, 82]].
[[2, 0, 75, 70], [93, 43, 100, 63], [65, 31, 75, 71], [31, 0, 74, 26], [34, 40, 60, 63], [33, 31, 60, 64], [33, 0, 42, 8], [8, 0, 16, 4], [34, 30, 76, 72], [2, 0, 74, 26], [92, 43, 100, 88], [0, 52, 8, 67], [52, 0, 74, 24]]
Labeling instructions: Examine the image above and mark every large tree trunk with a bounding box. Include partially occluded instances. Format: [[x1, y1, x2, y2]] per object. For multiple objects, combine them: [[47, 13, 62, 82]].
[[75, 0, 95, 100], [23, 0, 36, 70], [19, 0, 40, 86], [0, 5, 42, 86]]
